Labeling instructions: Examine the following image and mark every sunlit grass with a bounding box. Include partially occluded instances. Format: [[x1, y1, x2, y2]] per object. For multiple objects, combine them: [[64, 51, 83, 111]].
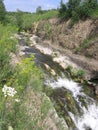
[[23, 10, 58, 23]]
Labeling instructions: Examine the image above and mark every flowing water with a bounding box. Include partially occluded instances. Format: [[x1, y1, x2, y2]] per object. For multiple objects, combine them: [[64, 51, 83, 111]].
[[20, 35, 98, 130], [46, 78, 98, 130]]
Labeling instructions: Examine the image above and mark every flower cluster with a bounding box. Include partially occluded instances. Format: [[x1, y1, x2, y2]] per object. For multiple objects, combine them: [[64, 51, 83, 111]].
[[2, 85, 17, 97]]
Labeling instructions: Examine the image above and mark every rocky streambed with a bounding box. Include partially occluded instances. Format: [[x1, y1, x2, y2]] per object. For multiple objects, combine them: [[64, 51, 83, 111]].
[[15, 33, 98, 130]]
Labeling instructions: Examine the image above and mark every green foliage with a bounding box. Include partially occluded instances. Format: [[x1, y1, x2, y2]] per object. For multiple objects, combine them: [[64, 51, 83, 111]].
[[13, 55, 43, 93], [0, 26, 51, 129], [66, 65, 73, 73], [58, 0, 67, 19], [15, 10, 23, 32], [0, 24, 18, 85], [44, 23, 52, 38], [73, 69, 85, 78], [0, 0, 6, 23], [58, 0, 98, 23], [66, 65, 85, 80], [85, 0, 97, 9], [36, 6, 43, 14], [22, 14, 33, 32], [0, 52, 52, 130], [75, 34, 98, 54], [6, 10, 58, 32], [90, 7, 98, 18], [70, 10, 80, 26], [0, 24, 18, 129]]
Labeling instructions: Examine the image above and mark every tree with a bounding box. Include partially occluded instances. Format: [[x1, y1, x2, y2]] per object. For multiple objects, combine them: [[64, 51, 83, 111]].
[[84, 0, 97, 9], [16, 9, 23, 32], [67, 0, 81, 13], [59, 0, 67, 14], [0, 0, 6, 23], [58, 0, 67, 19], [36, 6, 43, 14]]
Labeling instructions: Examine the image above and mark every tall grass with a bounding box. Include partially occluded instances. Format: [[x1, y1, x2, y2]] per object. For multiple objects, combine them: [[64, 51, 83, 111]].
[[0, 23, 54, 130]]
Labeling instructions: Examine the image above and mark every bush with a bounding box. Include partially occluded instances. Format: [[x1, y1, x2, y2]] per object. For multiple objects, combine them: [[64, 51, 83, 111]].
[[16, 10, 23, 32], [71, 10, 80, 25], [0, 0, 6, 23], [0, 27, 50, 129], [74, 69, 85, 78], [0, 24, 18, 129], [58, 0, 98, 22], [0, 24, 18, 85]]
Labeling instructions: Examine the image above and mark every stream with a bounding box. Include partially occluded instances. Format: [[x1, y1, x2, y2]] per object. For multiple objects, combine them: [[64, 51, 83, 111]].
[[19, 35, 98, 130]]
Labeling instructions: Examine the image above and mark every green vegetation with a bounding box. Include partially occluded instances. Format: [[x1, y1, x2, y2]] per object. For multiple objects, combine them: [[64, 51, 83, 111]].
[[44, 23, 52, 38], [1, 0, 96, 129], [58, 0, 98, 24], [75, 33, 98, 54], [0, 24, 18, 86], [15, 10, 23, 32], [36, 6, 43, 14], [90, 7, 98, 18], [6, 9, 58, 32], [0, 23, 53, 129], [66, 65, 86, 81], [0, 0, 6, 23], [0, 6, 58, 128]]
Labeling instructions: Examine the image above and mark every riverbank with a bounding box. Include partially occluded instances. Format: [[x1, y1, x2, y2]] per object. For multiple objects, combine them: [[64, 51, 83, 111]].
[[29, 18, 98, 80], [10, 34, 69, 130], [13, 33, 98, 130], [28, 34, 98, 81]]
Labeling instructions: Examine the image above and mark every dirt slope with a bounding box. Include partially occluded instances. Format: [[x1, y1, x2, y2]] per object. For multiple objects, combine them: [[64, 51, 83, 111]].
[[32, 18, 98, 79]]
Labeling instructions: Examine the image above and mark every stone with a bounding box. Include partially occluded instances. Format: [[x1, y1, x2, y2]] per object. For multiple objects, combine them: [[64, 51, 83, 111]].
[[95, 85, 98, 95], [8, 126, 13, 130]]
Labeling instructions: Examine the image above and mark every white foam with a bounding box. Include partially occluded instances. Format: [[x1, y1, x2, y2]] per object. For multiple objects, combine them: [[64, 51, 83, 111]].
[[69, 103, 98, 130], [46, 77, 98, 130], [47, 78, 83, 97]]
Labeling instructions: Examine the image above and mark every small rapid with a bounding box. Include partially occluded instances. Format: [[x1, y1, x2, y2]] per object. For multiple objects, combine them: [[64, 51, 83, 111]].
[[46, 78, 98, 130], [19, 34, 98, 130]]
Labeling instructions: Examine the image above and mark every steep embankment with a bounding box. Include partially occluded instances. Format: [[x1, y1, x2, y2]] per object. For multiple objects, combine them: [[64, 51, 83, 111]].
[[32, 18, 98, 79]]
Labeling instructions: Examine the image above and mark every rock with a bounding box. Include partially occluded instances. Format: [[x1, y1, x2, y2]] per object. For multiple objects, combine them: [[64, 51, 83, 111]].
[[44, 63, 56, 76], [95, 85, 98, 95], [8, 126, 13, 130], [51, 69, 56, 76], [30, 35, 40, 45], [44, 63, 50, 70], [14, 34, 22, 40]]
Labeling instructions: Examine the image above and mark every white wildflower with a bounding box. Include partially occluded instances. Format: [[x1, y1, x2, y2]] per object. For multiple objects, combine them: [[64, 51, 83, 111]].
[[15, 99, 20, 103], [2, 85, 17, 97]]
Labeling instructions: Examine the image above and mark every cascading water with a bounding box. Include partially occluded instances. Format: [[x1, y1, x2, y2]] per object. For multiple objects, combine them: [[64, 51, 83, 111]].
[[46, 78, 98, 130], [19, 35, 98, 130]]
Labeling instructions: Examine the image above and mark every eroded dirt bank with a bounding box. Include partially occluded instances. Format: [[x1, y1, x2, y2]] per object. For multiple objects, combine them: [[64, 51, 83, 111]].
[[31, 18, 98, 80]]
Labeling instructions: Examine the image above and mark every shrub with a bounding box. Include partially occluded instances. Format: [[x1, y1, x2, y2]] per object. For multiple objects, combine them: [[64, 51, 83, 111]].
[[0, 24, 18, 85], [0, 24, 18, 129], [16, 10, 23, 32], [0, 0, 6, 23], [58, 0, 98, 22], [74, 69, 85, 78]]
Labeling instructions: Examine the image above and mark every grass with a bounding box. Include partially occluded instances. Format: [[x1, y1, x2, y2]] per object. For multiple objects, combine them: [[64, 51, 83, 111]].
[[31, 10, 58, 22], [0, 26, 63, 129], [6, 10, 58, 32], [75, 33, 98, 54], [90, 7, 98, 18], [7, 10, 58, 24]]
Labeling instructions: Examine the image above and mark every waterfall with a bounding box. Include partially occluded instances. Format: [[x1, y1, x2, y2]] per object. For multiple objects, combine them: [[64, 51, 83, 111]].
[[19, 35, 98, 130], [46, 77, 98, 130]]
